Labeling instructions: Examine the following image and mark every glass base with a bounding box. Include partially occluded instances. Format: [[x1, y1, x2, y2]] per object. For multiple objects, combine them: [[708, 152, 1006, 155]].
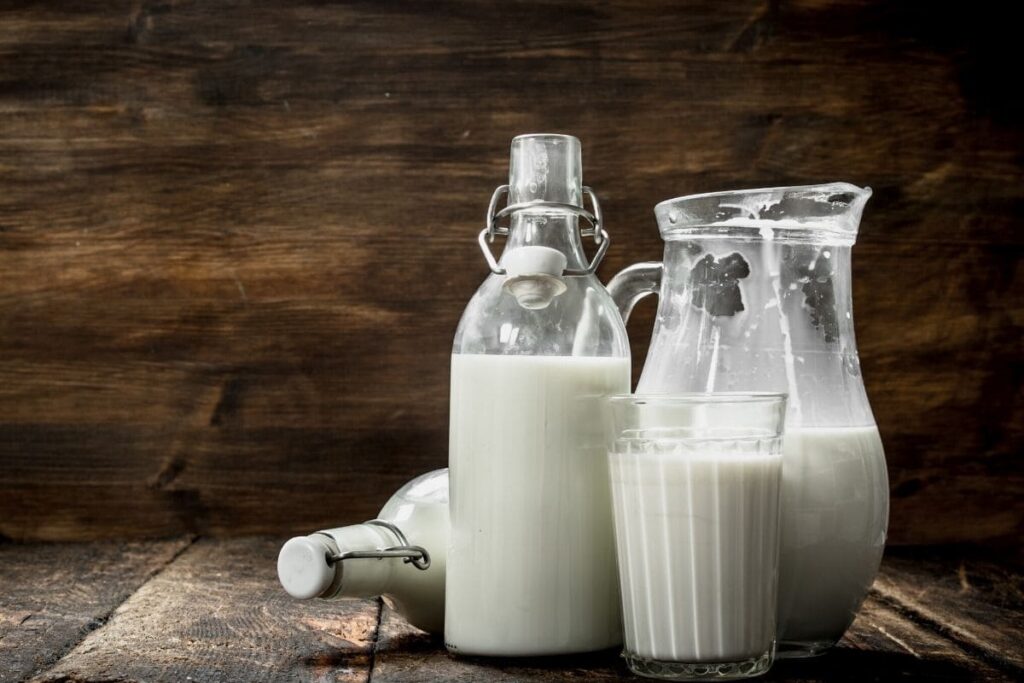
[[774, 640, 834, 659], [623, 648, 773, 681]]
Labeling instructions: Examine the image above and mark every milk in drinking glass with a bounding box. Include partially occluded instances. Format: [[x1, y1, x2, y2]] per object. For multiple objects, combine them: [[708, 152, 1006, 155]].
[[605, 394, 786, 681]]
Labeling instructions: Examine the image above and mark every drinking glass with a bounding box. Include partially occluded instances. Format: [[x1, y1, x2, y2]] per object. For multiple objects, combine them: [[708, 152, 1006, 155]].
[[605, 393, 787, 680]]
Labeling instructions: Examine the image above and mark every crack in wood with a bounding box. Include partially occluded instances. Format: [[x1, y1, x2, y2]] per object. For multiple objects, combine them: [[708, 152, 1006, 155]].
[[366, 597, 385, 683], [209, 377, 245, 427], [724, 0, 778, 52], [148, 454, 186, 490], [30, 536, 199, 682]]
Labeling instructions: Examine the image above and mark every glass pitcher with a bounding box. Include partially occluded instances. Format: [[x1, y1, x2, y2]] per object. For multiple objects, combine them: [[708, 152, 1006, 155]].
[[609, 183, 889, 658]]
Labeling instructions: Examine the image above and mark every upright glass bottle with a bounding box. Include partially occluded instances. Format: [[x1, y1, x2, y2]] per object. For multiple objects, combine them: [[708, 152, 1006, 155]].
[[446, 134, 630, 656]]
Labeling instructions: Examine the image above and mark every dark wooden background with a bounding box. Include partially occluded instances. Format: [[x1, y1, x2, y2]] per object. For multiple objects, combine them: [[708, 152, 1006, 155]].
[[0, 1, 1020, 548]]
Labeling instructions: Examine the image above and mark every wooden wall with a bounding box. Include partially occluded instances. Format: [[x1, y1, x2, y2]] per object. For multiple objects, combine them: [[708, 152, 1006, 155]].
[[1, 1, 1020, 546]]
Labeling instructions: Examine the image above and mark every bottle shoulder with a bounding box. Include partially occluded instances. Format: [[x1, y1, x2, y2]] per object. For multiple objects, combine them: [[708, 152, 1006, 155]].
[[378, 469, 450, 557], [453, 274, 630, 357]]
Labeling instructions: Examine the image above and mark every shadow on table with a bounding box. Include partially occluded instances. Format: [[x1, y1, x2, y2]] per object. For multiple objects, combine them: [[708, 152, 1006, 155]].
[[368, 628, 985, 682], [422, 647, 977, 682], [766, 647, 978, 682]]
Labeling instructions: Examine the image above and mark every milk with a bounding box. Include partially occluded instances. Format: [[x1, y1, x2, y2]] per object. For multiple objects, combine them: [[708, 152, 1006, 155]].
[[278, 469, 450, 635], [445, 353, 630, 656], [377, 470, 450, 635], [778, 425, 888, 649], [609, 439, 783, 663]]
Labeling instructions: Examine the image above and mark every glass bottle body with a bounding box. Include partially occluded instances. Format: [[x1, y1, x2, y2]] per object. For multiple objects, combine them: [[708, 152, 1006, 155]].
[[446, 135, 630, 656]]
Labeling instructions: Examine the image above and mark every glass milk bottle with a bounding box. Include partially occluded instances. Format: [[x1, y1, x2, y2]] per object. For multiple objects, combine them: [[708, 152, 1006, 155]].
[[278, 469, 448, 634], [609, 184, 889, 658], [446, 134, 630, 656]]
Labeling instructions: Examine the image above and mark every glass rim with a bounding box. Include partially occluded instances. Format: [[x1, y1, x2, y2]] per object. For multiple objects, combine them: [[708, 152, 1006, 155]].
[[510, 132, 580, 145], [653, 181, 869, 213], [607, 392, 787, 406], [652, 181, 871, 244]]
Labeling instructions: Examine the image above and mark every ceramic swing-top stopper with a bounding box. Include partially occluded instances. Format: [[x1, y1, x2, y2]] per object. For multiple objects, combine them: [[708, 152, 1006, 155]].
[[502, 135, 581, 309], [278, 536, 336, 600]]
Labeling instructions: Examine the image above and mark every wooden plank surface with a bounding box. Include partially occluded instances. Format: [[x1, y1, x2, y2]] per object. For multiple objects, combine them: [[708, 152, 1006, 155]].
[[32, 538, 380, 683], [0, 538, 193, 682], [826, 598, 1008, 682], [371, 590, 1012, 682], [2, 541, 1018, 682], [9, 541, 1013, 681], [0, 1, 1021, 543], [874, 549, 1024, 676], [373, 602, 629, 682]]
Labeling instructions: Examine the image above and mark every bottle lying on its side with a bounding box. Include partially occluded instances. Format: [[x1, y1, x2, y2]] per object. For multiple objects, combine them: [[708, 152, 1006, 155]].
[[277, 469, 448, 635]]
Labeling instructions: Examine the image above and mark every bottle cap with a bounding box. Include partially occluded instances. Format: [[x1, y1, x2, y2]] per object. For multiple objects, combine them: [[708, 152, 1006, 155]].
[[278, 536, 336, 600]]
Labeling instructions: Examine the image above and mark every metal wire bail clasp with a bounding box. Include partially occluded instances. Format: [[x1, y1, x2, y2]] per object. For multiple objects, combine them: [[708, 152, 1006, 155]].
[[324, 519, 431, 571], [477, 185, 610, 276]]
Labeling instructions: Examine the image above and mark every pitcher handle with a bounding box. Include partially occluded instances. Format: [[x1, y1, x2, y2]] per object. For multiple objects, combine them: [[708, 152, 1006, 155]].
[[607, 262, 663, 324]]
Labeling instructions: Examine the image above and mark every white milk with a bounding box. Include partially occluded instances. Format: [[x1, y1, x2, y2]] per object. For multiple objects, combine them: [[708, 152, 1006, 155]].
[[609, 441, 783, 663], [377, 470, 450, 635], [778, 425, 889, 648], [445, 353, 630, 656]]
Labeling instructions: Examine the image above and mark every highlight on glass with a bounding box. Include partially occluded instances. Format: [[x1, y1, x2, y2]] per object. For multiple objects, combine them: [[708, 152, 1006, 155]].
[[605, 393, 787, 681]]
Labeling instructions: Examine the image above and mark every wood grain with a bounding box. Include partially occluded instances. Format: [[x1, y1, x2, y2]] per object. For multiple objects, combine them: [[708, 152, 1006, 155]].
[[7, 541, 1020, 682], [874, 549, 1024, 676], [0, 538, 192, 682], [372, 602, 631, 682], [370, 571, 1014, 682], [0, 0, 1021, 542], [33, 538, 380, 683]]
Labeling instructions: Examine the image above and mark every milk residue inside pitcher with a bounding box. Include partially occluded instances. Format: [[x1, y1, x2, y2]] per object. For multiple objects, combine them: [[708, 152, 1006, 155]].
[[609, 183, 889, 658]]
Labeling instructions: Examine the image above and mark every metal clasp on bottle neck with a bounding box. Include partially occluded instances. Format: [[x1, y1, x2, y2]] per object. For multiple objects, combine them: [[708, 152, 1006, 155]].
[[323, 519, 430, 571], [477, 184, 610, 276]]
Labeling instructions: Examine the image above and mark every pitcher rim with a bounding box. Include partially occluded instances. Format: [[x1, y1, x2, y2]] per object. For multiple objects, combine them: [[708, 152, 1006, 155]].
[[653, 181, 872, 243], [654, 181, 870, 212]]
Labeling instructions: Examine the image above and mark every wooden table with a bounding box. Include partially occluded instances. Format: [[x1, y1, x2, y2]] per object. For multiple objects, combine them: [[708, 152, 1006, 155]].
[[1, 539, 1020, 682]]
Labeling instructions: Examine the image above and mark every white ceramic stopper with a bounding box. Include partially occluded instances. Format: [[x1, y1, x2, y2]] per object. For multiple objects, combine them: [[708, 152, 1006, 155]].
[[278, 536, 336, 600], [503, 246, 567, 278]]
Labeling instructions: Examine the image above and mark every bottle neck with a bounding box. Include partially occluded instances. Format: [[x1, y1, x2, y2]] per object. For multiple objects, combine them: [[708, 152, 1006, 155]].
[[321, 523, 400, 598], [502, 212, 588, 271]]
